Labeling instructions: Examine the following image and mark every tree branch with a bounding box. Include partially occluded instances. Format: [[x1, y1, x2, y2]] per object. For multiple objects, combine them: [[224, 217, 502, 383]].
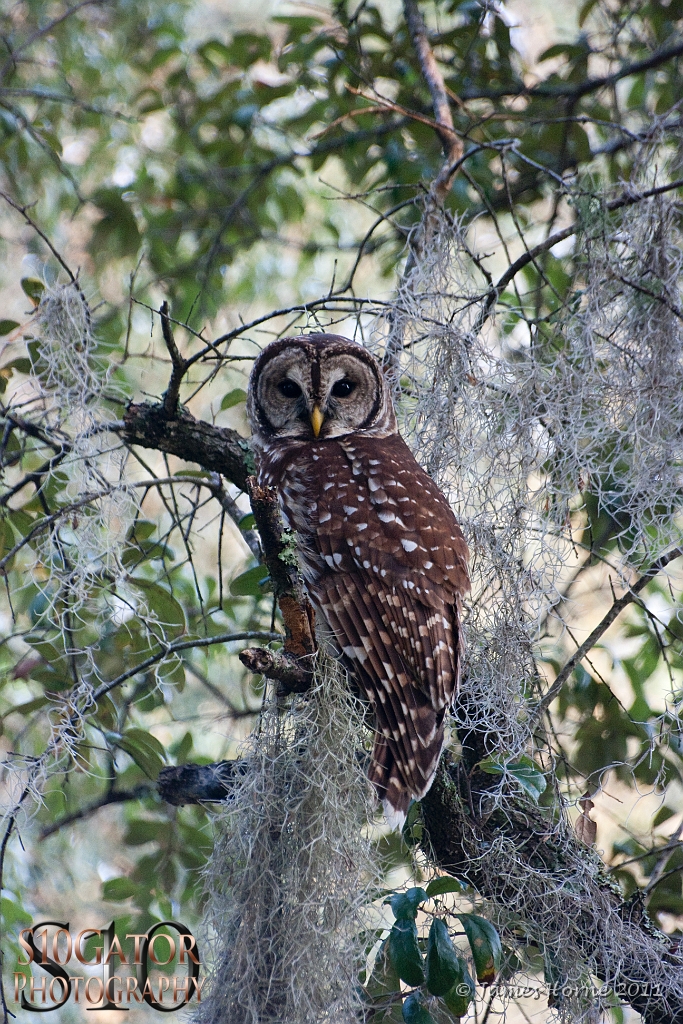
[[0, 190, 76, 283], [157, 762, 240, 805], [159, 301, 188, 418], [239, 646, 313, 693], [121, 401, 253, 491], [39, 785, 152, 838], [533, 545, 683, 722], [154, 751, 683, 1022], [474, 176, 683, 334], [92, 630, 280, 702], [122, 397, 315, 682], [0, 0, 106, 83], [457, 39, 683, 102], [399, 6, 453, 148], [122, 396, 315, 670], [384, 0, 464, 377]]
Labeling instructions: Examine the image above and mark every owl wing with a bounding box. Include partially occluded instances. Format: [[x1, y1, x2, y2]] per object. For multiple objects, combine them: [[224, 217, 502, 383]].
[[305, 434, 470, 824]]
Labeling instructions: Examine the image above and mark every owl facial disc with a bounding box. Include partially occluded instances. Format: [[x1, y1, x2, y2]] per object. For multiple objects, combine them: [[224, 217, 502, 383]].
[[247, 334, 397, 441]]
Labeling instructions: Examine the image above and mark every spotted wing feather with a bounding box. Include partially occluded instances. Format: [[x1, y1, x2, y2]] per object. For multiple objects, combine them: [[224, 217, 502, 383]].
[[269, 433, 469, 826]]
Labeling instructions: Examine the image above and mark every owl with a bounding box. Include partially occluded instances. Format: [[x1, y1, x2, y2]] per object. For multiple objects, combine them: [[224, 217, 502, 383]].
[[247, 334, 470, 828]]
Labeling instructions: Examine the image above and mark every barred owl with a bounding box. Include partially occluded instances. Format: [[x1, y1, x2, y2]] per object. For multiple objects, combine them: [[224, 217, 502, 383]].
[[247, 334, 470, 828]]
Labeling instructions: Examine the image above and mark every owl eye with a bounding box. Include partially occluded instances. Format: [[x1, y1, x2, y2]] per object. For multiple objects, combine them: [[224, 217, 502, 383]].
[[278, 379, 302, 398], [331, 379, 356, 398]]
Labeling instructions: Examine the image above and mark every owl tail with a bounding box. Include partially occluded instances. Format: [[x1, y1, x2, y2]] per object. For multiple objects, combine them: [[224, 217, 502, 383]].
[[369, 720, 445, 832]]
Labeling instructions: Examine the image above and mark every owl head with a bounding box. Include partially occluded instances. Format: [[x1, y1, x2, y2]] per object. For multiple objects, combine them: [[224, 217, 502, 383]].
[[247, 334, 397, 443]]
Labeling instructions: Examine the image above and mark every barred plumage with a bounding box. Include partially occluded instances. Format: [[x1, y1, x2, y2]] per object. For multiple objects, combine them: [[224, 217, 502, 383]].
[[247, 334, 470, 828]]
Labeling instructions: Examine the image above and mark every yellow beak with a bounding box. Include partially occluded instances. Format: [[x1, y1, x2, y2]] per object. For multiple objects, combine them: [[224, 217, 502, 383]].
[[310, 405, 325, 438]]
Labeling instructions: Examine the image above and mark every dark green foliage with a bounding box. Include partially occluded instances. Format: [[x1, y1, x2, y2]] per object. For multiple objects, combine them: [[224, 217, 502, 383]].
[[425, 918, 462, 996], [389, 919, 425, 987], [401, 992, 436, 1024], [457, 913, 502, 984]]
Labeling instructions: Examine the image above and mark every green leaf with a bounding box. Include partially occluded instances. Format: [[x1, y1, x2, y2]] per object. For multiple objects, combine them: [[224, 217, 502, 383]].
[[220, 387, 247, 409], [239, 513, 256, 531], [442, 959, 476, 1016], [2, 695, 51, 719], [21, 278, 45, 306], [129, 520, 157, 541], [103, 877, 138, 901], [390, 887, 428, 920], [653, 806, 675, 828], [130, 579, 186, 636], [402, 800, 424, 846], [124, 818, 170, 846], [113, 728, 166, 780], [4, 357, 32, 376], [90, 188, 140, 259], [578, 0, 598, 26], [272, 14, 322, 31], [425, 877, 463, 898], [230, 564, 271, 597], [170, 730, 193, 764], [1, 896, 32, 927], [457, 913, 501, 984], [426, 919, 461, 996], [115, 740, 161, 780], [159, 657, 186, 689], [125, 727, 167, 760], [478, 755, 546, 802], [365, 938, 402, 1018], [401, 992, 436, 1024], [0, 519, 13, 561], [506, 759, 547, 802], [389, 919, 424, 987], [0, 320, 19, 335], [24, 635, 66, 664]]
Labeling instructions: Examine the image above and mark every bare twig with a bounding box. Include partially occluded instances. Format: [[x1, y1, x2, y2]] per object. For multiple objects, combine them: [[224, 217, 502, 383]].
[[39, 785, 152, 838], [0, 190, 76, 283], [474, 176, 683, 336], [643, 821, 683, 896], [532, 545, 683, 722], [184, 659, 259, 717], [92, 630, 281, 702], [458, 39, 683, 102], [160, 301, 188, 418], [203, 472, 261, 560], [0, 0, 105, 82], [0, 86, 131, 120]]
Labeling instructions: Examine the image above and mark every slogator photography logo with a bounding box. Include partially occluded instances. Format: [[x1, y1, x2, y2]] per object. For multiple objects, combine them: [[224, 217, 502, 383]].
[[14, 919, 203, 1012]]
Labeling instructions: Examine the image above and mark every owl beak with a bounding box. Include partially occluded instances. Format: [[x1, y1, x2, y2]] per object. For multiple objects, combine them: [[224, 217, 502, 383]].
[[310, 405, 325, 438]]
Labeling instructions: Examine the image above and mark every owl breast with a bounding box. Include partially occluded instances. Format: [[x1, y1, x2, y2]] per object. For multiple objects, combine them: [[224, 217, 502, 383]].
[[256, 431, 470, 827]]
